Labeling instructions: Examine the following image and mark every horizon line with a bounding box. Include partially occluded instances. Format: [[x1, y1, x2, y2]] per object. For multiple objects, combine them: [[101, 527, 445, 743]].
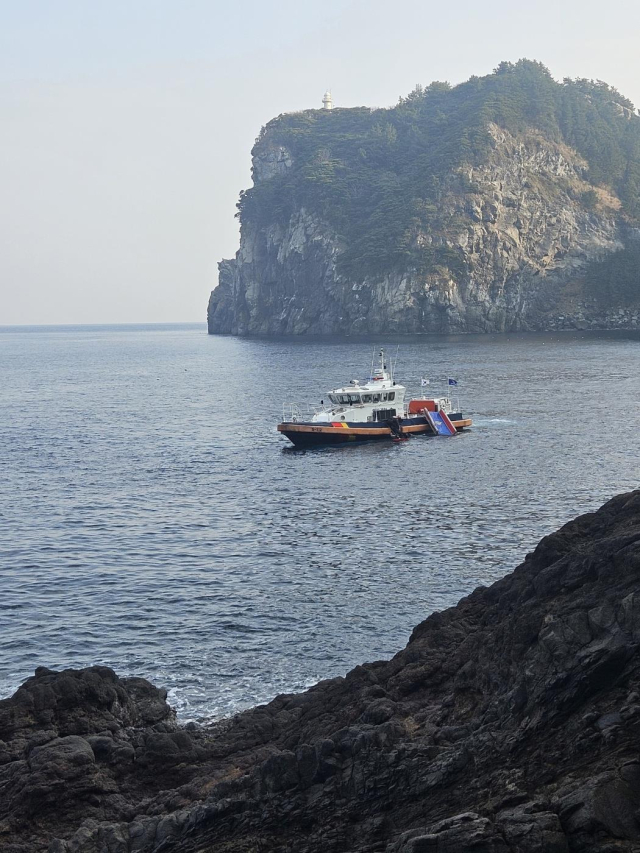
[[0, 320, 206, 329]]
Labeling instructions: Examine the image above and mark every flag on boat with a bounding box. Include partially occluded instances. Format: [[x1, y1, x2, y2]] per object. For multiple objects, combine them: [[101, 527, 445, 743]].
[[421, 377, 430, 386], [448, 378, 458, 386]]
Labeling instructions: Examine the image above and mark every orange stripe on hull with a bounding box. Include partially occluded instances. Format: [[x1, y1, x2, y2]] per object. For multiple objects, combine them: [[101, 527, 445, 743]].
[[277, 418, 472, 437]]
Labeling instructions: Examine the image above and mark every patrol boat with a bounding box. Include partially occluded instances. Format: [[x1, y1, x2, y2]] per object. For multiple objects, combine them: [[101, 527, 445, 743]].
[[277, 350, 472, 447]]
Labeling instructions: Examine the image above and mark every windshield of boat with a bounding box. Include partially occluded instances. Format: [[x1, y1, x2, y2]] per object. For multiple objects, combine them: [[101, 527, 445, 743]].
[[329, 393, 364, 405], [328, 392, 397, 406]]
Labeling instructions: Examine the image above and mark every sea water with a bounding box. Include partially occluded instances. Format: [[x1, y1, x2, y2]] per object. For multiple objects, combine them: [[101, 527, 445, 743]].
[[1, 324, 638, 720]]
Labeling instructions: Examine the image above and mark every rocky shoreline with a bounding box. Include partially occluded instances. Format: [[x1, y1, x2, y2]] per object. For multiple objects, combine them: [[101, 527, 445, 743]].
[[4, 491, 640, 852]]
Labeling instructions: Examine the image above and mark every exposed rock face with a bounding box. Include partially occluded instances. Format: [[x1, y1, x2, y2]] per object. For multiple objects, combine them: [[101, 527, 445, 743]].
[[0, 667, 182, 852], [5, 491, 640, 851], [208, 124, 638, 336]]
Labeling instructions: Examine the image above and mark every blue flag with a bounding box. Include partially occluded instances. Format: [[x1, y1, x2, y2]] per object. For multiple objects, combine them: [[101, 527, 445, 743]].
[[448, 378, 458, 386]]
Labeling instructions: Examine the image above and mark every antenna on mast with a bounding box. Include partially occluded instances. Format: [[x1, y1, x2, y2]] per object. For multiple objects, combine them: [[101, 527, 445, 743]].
[[391, 345, 399, 383]]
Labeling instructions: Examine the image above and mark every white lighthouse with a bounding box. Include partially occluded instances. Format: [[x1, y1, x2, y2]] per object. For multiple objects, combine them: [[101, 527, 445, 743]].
[[322, 90, 333, 110]]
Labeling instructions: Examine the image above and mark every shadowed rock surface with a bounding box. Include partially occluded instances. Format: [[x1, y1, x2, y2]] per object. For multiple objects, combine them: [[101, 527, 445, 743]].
[[4, 491, 640, 851]]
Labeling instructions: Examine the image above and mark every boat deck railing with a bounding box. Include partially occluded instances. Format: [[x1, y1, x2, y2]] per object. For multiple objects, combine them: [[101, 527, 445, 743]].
[[406, 396, 458, 414], [281, 402, 329, 423]]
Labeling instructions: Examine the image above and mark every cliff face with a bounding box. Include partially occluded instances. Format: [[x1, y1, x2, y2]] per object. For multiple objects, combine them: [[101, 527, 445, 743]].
[[6, 491, 640, 852], [208, 63, 640, 336]]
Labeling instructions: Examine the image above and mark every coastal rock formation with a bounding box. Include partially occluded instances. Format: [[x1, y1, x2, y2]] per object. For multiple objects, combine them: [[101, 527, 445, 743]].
[[4, 490, 640, 851], [208, 62, 640, 336]]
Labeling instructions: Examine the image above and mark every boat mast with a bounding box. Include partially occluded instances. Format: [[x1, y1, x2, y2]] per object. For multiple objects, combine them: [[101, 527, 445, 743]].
[[392, 345, 399, 384]]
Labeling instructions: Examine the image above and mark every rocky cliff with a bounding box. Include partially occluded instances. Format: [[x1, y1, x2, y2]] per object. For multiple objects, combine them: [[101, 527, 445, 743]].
[[5, 490, 640, 851], [208, 61, 640, 335]]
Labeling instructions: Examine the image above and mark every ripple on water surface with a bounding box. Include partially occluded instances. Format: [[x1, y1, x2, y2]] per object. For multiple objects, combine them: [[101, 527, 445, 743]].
[[0, 325, 639, 720]]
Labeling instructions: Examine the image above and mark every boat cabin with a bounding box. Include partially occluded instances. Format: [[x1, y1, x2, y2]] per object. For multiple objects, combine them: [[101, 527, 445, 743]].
[[312, 350, 406, 424]]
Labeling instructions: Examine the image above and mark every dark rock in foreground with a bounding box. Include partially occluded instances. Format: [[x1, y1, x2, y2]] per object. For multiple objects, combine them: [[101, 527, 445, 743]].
[[4, 491, 640, 852]]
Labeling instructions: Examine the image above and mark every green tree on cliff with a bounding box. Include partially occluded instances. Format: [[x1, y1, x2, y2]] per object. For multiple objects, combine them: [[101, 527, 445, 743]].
[[238, 60, 640, 281]]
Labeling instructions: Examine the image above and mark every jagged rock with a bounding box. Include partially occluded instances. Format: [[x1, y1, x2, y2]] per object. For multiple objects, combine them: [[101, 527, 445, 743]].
[[0, 668, 178, 851], [5, 492, 640, 850], [0, 666, 173, 755], [392, 813, 505, 852], [497, 804, 568, 852]]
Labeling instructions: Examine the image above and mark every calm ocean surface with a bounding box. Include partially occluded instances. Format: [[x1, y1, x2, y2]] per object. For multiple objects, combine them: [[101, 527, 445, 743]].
[[1, 323, 639, 720]]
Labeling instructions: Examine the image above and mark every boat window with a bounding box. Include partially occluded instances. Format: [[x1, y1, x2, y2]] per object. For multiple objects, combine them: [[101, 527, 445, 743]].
[[388, 392, 395, 401], [329, 394, 338, 404], [382, 393, 388, 402], [362, 394, 372, 403], [349, 394, 361, 404], [339, 395, 349, 404], [372, 394, 381, 403]]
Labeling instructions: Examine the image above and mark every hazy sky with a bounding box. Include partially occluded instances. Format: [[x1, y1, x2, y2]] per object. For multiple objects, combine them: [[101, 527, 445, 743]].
[[1, 0, 639, 325]]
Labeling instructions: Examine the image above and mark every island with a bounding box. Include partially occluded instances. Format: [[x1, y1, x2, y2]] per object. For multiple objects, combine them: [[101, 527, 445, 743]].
[[209, 60, 640, 336]]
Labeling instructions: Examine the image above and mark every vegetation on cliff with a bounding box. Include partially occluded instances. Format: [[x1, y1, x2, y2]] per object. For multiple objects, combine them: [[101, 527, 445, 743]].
[[238, 60, 640, 283]]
